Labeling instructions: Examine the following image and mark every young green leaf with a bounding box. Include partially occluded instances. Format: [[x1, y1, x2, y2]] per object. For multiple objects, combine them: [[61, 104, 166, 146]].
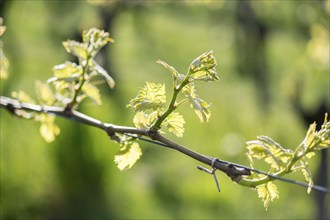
[[62, 40, 88, 60], [0, 17, 6, 36], [82, 28, 113, 57], [162, 112, 185, 137], [52, 61, 82, 79], [133, 111, 157, 129], [35, 81, 55, 106], [157, 59, 185, 84], [0, 49, 9, 80], [82, 83, 102, 105], [246, 142, 268, 159], [0, 18, 8, 80], [301, 166, 313, 194], [51, 80, 76, 105], [89, 60, 115, 89], [246, 136, 293, 171], [303, 116, 330, 151], [114, 142, 142, 170], [127, 82, 167, 112], [182, 83, 211, 123], [296, 157, 314, 194], [11, 91, 35, 104], [37, 114, 60, 143], [189, 50, 219, 82], [256, 182, 279, 210]]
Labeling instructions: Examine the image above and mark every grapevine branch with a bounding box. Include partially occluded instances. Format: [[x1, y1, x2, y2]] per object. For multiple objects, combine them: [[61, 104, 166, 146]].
[[1, 95, 329, 193], [1, 26, 329, 211]]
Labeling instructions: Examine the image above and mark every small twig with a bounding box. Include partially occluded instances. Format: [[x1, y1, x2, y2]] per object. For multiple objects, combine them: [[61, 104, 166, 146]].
[[0, 96, 250, 180], [197, 158, 221, 192], [1, 95, 330, 194]]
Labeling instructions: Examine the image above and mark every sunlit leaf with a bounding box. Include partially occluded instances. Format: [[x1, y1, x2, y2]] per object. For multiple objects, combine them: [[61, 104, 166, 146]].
[[114, 142, 142, 170], [305, 152, 315, 159], [256, 182, 279, 210], [157, 59, 185, 84], [82, 28, 113, 57], [246, 142, 268, 159], [127, 82, 167, 112], [11, 91, 35, 103], [318, 138, 330, 149], [9, 91, 36, 118], [189, 50, 219, 82], [37, 114, 60, 143], [82, 83, 102, 105], [133, 111, 157, 129], [304, 122, 317, 150], [90, 60, 115, 89], [301, 166, 313, 194], [63, 40, 88, 60], [304, 116, 330, 150], [35, 80, 55, 106], [0, 48, 9, 80], [0, 18, 9, 79], [52, 61, 82, 79], [133, 111, 149, 129], [162, 112, 185, 137], [297, 157, 314, 194], [182, 83, 211, 122], [52, 80, 75, 104], [0, 17, 6, 36], [246, 136, 293, 171]]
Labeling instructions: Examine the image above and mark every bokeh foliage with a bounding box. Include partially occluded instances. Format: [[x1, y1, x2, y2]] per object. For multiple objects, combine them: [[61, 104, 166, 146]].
[[1, 1, 329, 219]]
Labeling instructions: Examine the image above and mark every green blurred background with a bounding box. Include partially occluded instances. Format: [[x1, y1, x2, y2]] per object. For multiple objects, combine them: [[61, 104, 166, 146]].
[[1, 0, 329, 219]]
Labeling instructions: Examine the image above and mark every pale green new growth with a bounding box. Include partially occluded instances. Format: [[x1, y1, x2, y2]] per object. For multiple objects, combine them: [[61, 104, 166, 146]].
[[128, 50, 219, 138], [133, 111, 158, 129], [82, 83, 102, 105], [125, 51, 218, 170], [127, 82, 167, 112], [11, 91, 35, 104], [241, 114, 330, 208], [0, 17, 5, 36], [37, 114, 60, 143], [52, 61, 83, 79], [256, 182, 279, 210], [246, 136, 293, 171], [35, 81, 55, 106], [182, 84, 211, 123], [0, 17, 9, 80], [156, 59, 185, 85], [63, 40, 88, 60], [9, 28, 115, 142], [189, 50, 219, 82], [115, 141, 142, 171], [162, 112, 185, 137], [2, 26, 328, 210]]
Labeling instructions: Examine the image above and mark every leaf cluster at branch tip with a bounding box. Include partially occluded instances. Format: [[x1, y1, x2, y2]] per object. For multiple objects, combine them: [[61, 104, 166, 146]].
[[128, 51, 219, 138], [243, 114, 329, 208], [9, 28, 115, 142], [124, 51, 219, 170]]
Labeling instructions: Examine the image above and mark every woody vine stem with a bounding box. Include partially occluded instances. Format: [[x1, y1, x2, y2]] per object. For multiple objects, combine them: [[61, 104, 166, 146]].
[[1, 95, 329, 191], [0, 26, 329, 209], [0, 95, 250, 180]]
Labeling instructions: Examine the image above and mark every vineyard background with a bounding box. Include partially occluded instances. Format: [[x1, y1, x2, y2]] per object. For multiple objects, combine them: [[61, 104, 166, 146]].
[[1, 1, 329, 219]]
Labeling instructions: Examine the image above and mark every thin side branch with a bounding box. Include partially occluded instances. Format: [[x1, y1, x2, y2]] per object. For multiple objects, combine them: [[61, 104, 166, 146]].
[[0, 95, 250, 180], [2, 95, 330, 194]]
